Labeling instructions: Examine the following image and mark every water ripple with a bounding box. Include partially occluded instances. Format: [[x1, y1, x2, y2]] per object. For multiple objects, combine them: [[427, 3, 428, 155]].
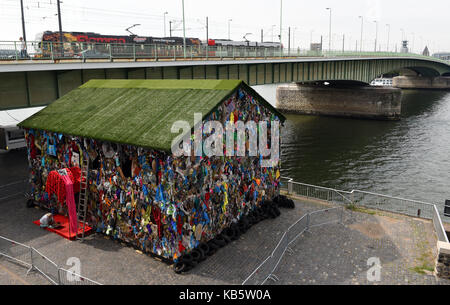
[[253, 84, 450, 215]]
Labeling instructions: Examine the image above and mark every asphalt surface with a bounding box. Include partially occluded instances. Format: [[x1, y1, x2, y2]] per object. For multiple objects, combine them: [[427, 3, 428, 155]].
[[0, 148, 449, 285]]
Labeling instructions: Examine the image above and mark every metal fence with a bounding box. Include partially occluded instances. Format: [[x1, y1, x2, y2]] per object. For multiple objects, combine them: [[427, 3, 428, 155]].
[[30, 248, 60, 284], [58, 268, 103, 285], [0, 235, 101, 285], [242, 206, 346, 285], [349, 189, 436, 220], [0, 236, 32, 270], [242, 177, 450, 285], [281, 178, 353, 206], [1, 40, 449, 65]]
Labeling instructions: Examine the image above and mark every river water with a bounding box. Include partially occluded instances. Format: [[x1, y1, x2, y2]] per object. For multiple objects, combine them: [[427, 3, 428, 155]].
[[253, 84, 450, 214], [1, 84, 449, 219]]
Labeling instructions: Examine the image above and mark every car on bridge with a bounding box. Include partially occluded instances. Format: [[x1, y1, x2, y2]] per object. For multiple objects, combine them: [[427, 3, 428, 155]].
[[0, 49, 20, 60], [74, 49, 110, 59]]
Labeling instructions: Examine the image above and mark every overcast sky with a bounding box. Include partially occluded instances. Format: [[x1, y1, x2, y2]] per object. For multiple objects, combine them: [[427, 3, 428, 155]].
[[1, 0, 449, 53]]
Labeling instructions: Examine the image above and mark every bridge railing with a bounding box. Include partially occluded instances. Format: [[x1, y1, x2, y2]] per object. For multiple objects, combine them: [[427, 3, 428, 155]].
[[1, 40, 448, 64]]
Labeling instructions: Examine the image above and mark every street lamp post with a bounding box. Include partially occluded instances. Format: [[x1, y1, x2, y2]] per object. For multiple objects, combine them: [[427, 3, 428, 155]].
[[182, 0, 186, 58], [163, 12, 168, 37], [288, 27, 291, 55], [292, 27, 297, 50], [373, 20, 378, 52], [280, 0, 283, 44], [272, 25, 276, 43], [420, 36, 424, 54], [359, 16, 364, 52], [20, 0, 27, 43], [386, 24, 390, 52], [57, 0, 63, 56], [228, 19, 232, 40], [326, 8, 332, 51]]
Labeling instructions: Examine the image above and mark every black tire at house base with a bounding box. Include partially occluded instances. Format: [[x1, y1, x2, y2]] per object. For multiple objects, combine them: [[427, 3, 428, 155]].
[[191, 249, 202, 262], [198, 242, 209, 255], [174, 261, 187, 274], [26, 199, 35, 208]]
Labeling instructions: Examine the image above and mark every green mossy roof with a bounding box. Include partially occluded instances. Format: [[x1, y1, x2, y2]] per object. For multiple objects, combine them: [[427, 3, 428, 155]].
[[18, 79, 285, 152]]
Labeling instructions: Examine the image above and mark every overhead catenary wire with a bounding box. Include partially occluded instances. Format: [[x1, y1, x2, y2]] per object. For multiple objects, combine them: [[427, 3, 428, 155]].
[[3, 1, 432, 51], [0, 1, 267, 40]]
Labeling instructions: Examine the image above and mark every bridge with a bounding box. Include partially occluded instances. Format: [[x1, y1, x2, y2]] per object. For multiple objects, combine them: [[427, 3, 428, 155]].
[[1, 41, 450, 116]]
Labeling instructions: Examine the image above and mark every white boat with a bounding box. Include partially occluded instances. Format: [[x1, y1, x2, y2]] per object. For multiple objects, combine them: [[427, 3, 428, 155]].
[[370, 77, 393, 87]]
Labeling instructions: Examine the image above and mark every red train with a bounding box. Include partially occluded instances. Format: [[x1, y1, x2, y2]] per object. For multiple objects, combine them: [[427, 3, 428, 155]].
[[34, 31, 282, 59]]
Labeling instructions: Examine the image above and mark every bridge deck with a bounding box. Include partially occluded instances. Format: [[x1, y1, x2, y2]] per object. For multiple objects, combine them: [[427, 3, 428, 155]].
[[1, 53, 449, 110]]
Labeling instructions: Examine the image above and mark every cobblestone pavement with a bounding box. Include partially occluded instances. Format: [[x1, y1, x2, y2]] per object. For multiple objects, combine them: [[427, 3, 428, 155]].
[[273, 209, 450, 285], [0, 192, 322, 285], [0, 260, 50, 285], [1, 149, 449, 285], [2, 193, 449, 285]]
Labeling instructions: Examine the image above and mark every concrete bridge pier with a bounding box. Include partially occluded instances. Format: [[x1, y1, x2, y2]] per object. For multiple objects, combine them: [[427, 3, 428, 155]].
[[276, 83, 402, 120], [393, 76, 450, 89]]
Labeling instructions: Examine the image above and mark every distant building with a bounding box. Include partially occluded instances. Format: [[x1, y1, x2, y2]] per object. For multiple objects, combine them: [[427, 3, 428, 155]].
[[433, 53, 450, 61], [400, 40, 409, 53], [310, 43, 322, 52], [422, 46, 430, 57]]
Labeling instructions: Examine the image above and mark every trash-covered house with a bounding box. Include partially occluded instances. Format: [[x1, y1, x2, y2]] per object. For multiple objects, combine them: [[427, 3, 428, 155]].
[[18, 79, 286, 263]]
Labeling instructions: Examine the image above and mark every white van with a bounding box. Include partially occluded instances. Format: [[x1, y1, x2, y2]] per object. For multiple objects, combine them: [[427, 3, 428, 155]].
[[0, 107, 45, 151]]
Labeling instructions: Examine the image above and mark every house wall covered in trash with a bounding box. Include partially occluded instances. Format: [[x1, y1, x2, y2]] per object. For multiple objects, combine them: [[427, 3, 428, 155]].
[[23, 87, 283, 261]]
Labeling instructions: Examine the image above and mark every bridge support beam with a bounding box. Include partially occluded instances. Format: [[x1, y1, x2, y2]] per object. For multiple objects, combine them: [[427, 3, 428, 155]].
[[393, 76, 450, 90], [276, 83, 402, 120]]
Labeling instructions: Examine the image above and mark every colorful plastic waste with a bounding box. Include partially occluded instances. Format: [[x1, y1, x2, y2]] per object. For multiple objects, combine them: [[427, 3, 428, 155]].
[[23, 88, 283, 261]]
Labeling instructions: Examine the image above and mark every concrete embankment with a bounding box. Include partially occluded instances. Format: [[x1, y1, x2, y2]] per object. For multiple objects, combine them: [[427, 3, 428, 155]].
[[276, 83, 402, 120], [393, 76, 450, 90]]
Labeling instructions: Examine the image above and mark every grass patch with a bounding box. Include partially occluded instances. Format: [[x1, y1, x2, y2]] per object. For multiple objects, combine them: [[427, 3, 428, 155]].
[[409, 222, 436, 275], [19, 80, 286, 151], [346, 204, 377, 215], [410, 264, 435, 275]]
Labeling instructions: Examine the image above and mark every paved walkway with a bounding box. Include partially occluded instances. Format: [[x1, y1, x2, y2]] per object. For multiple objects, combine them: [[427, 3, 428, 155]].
[[0, 192, 320, 285], [274, 209, 449, 285], [0, 149, 449, 285], [0, 260, 50, 285], [1, 192, 449, 285]]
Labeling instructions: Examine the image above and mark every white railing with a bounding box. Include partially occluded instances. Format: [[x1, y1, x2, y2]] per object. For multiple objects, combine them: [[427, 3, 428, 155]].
[[242, 206, 345, 285], [281, 176, 449, 242], [243, 177, 449, 285], [433, 205, 449, 243], [1, 40, 448, 65]]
